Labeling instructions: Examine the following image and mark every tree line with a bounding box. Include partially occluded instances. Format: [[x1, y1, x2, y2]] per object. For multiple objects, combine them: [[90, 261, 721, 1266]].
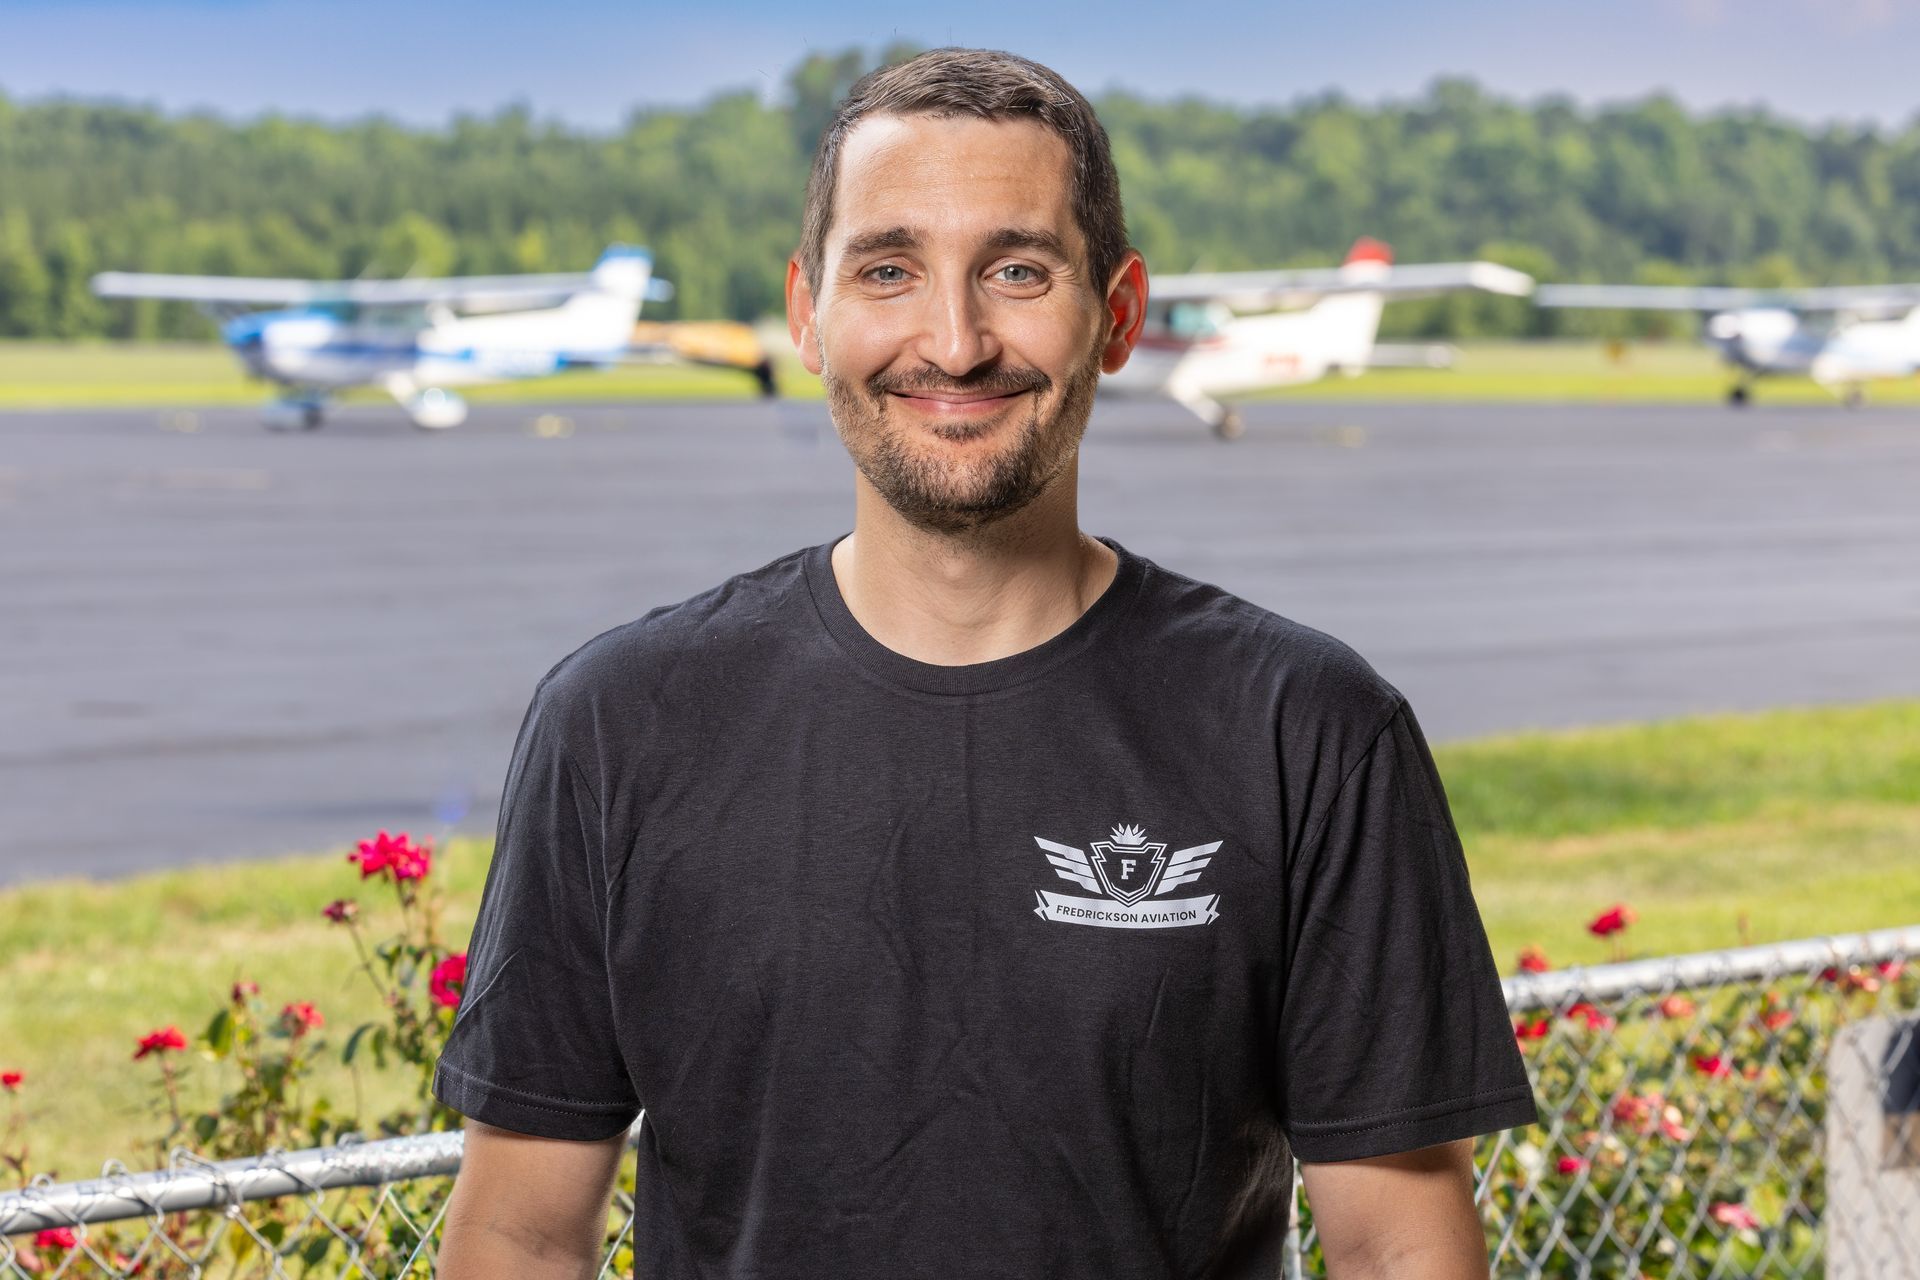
[[2, 45, 1918, 342]]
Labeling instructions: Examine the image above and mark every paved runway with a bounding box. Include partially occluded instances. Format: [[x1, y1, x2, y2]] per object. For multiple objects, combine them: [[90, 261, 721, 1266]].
[[4, 397, 1918, 884]]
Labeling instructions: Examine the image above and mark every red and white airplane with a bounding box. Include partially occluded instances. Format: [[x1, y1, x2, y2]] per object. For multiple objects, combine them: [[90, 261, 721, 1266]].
[[1105, 238, 1535, 437]]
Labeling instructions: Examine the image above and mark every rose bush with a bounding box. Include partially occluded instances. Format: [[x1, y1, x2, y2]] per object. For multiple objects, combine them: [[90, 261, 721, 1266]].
[[5, 880, 1909, 1277], [1292, 904, 1918, 1278]]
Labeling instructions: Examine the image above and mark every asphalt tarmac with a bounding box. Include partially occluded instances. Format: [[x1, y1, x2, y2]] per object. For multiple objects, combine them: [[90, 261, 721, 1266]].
[[4, 397, 1918, 884]]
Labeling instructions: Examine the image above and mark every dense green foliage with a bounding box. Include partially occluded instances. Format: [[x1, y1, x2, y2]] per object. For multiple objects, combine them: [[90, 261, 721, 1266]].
[[3, 46, 1919, 340]]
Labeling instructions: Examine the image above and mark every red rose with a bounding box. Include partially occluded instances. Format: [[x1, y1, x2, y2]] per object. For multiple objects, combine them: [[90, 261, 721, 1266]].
[[1, 1069, 22, 1092], [34, 1227, 77, 1250], [280, 1002, 324, 1038], [1709, 1201, 1760, 1230], [1610, 1094, 1654, 1130], [1516, 945, 1551, 974], [322, 898, 359, 924], [1556, 1155, 1587, 1174], [1565, 1001, 1616, 1031], [1657, 994, 1696, 1019], [430, 953, 468, 1009], [350, 830, 432, 882], [1513, 1016, 1551, 1044], [1587, 904, 1636, 937], [1693, 1054, 1733, 1079], [133, 1025, 187, 1060], [1760, 1007, 1793, 1031], [230, 980, 259, 1004]]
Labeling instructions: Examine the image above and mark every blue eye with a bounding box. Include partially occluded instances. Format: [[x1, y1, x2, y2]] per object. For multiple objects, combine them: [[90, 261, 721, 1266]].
[[868, 265, 906, 284], [999, 264, 1038, 284]]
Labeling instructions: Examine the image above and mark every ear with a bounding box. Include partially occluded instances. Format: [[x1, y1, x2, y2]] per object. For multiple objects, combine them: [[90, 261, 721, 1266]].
[[786, 257, 823, 376], [1099, 249, 1148, 374]]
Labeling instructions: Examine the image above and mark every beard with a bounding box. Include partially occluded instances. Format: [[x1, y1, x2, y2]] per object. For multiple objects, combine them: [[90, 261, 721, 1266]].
[[821, 338, 1103, 537]]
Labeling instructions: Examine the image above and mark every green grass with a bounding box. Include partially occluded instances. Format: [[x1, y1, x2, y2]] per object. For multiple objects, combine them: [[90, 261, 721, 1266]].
[[7, 338, 1920, 408], [2, 699, 1917, 1182], [0, 341, 801, 408]]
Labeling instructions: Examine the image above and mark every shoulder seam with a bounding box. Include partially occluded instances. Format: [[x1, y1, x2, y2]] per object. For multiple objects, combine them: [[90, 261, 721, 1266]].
[[1289, 694, 1408, 874]]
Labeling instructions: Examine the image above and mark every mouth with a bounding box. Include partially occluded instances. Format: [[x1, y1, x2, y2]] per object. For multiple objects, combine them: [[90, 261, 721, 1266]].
[[887, 388, 1031, 420]]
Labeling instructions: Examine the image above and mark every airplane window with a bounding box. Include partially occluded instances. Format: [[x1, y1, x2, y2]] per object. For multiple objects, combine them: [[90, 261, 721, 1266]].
[[1167, 302, 1222, 339]]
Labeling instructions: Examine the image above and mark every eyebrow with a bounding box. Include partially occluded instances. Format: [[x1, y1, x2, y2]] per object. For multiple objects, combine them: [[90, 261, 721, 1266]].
[[836, 225, 1075, 263]]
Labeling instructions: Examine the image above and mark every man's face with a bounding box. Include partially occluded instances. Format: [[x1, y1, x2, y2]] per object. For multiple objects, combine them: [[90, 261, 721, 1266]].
[[789, 114, 1135, 536]]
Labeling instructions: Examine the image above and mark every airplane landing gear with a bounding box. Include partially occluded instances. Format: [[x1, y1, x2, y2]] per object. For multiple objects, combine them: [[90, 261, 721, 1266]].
[[1212, 408, 1245, 441], [1843, 385, 1867, 409], [402, 387, 468, 430], [264, 397, 325, 431], [1727, 384, 1751, 408]]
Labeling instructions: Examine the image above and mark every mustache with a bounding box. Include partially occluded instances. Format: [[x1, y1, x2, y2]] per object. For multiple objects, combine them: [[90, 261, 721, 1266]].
[[867, 363, 1052, 399]]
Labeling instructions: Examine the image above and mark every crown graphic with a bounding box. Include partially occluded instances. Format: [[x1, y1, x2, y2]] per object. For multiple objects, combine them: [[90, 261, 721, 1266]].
[[1109, 823, 1148, 848]]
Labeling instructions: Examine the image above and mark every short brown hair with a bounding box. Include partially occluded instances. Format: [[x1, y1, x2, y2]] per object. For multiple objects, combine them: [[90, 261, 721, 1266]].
[[797, 48, 1129, 299]]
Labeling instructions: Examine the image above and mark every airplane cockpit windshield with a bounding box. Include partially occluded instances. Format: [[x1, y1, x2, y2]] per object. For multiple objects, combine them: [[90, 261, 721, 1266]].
[[306, 302, 432, 330], [1148, 300, 1230, 341]]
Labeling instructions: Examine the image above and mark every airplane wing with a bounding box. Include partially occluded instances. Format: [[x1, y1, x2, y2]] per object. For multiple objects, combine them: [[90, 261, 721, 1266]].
[[1155, 841, 1222, 895], [1535, 283, 1920, 314], [91, 270, 676, 310], [1151, 261, 1534, 309], [1034, 837, 1102, 894]]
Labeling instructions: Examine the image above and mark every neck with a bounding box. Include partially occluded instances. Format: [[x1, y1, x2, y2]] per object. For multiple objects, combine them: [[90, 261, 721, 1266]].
[[830, 456, 1118, 667]]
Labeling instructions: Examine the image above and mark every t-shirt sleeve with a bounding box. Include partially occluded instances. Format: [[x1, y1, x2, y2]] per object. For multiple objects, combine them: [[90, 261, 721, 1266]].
[[1276, 697, 1538, 1163], [431, 675, 641, 1141]]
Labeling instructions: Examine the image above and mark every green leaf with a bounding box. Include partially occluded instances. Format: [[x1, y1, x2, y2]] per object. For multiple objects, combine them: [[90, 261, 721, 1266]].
[[342, 1022, 377, 1066], [202, 1008, 234, 1057], [372, 1026, 390, 1070], [193, 1112, 219, 1144]]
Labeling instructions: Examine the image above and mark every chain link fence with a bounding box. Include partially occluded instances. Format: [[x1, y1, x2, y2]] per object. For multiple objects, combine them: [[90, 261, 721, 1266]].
[[4, 924, 1915, 1278]]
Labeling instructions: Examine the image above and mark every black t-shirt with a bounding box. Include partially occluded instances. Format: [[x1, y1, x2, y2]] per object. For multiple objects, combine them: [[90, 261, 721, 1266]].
[[432, 534, 1537, 1278]]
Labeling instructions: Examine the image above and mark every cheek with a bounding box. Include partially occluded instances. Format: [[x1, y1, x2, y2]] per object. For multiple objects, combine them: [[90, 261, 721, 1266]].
[[1002, 306, 1101, 373], [821, 308, 906, 381]]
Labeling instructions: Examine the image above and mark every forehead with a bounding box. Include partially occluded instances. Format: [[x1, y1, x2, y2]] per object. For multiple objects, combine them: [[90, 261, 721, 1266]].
[[830, 114, 1078, 254]]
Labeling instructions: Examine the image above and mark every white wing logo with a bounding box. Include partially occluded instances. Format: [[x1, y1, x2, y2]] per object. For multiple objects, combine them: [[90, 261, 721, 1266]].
[[1032, 824, 1223, 930]]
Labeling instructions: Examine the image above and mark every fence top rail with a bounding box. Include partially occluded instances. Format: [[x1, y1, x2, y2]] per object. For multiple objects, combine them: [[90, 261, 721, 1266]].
[[1500, 922, 1920, 1011], [4, 921, 1916, 1237]]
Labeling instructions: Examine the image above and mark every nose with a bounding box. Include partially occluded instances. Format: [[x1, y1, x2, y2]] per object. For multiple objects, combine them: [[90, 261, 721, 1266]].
[[914, 273, 1000, 377]]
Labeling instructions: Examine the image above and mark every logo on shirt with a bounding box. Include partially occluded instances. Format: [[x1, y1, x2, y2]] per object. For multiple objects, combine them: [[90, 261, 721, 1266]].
[[1034, 824, 1221, 929]]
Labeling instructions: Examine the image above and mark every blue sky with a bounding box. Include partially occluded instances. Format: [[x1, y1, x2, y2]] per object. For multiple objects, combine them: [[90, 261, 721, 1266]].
[[3, 0, 1918, 129]]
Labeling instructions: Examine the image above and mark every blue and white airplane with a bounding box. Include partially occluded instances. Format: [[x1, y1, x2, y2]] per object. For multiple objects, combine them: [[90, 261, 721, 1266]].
[[1535, 280, 1920, 407], [92, 245, 676, 430]]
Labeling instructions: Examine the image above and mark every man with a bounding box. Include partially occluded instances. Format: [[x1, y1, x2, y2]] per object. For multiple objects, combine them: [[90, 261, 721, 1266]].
[[433, 48, 1536, 1279]]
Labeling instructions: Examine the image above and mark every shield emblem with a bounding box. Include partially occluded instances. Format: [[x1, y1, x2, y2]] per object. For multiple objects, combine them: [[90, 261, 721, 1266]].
[[1089, 839, 1168, 906]]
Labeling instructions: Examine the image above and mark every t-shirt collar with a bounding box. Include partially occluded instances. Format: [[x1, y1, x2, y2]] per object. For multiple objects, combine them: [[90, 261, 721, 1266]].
[[802, 532, 1145, 697]]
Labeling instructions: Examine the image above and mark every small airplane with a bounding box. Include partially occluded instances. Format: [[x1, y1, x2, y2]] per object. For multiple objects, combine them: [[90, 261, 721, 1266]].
[[91, 245, 767, 430], [1104, 238, 1536, 437], [1533, 281, 1920, 406]]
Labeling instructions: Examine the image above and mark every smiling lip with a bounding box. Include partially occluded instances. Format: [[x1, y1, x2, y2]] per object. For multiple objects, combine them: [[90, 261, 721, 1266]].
[[889, 389, 1029, 417]]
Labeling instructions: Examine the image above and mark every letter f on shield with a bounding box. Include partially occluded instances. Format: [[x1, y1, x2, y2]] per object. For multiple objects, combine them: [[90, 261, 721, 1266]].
[[1089, 824, 1167, 906]]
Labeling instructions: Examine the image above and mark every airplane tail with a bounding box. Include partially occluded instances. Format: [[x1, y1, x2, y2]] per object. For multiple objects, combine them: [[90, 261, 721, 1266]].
[[586, 244, 655, 301], [1305, 238, 1391, 371], [561, 245, 656, 351]]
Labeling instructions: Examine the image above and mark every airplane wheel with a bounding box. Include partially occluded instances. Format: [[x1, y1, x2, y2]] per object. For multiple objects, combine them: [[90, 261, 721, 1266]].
[[1843, 386, 1866, 410], [301, 406, 323, 430], [1727, 385, 1750, 407], [1212, 409, 1245, 441]]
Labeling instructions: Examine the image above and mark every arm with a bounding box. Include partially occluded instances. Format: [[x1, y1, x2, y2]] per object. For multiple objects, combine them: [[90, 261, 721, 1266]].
[[1299, 1138, 1489, 1279], [438, 1119, 627, 1279]]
